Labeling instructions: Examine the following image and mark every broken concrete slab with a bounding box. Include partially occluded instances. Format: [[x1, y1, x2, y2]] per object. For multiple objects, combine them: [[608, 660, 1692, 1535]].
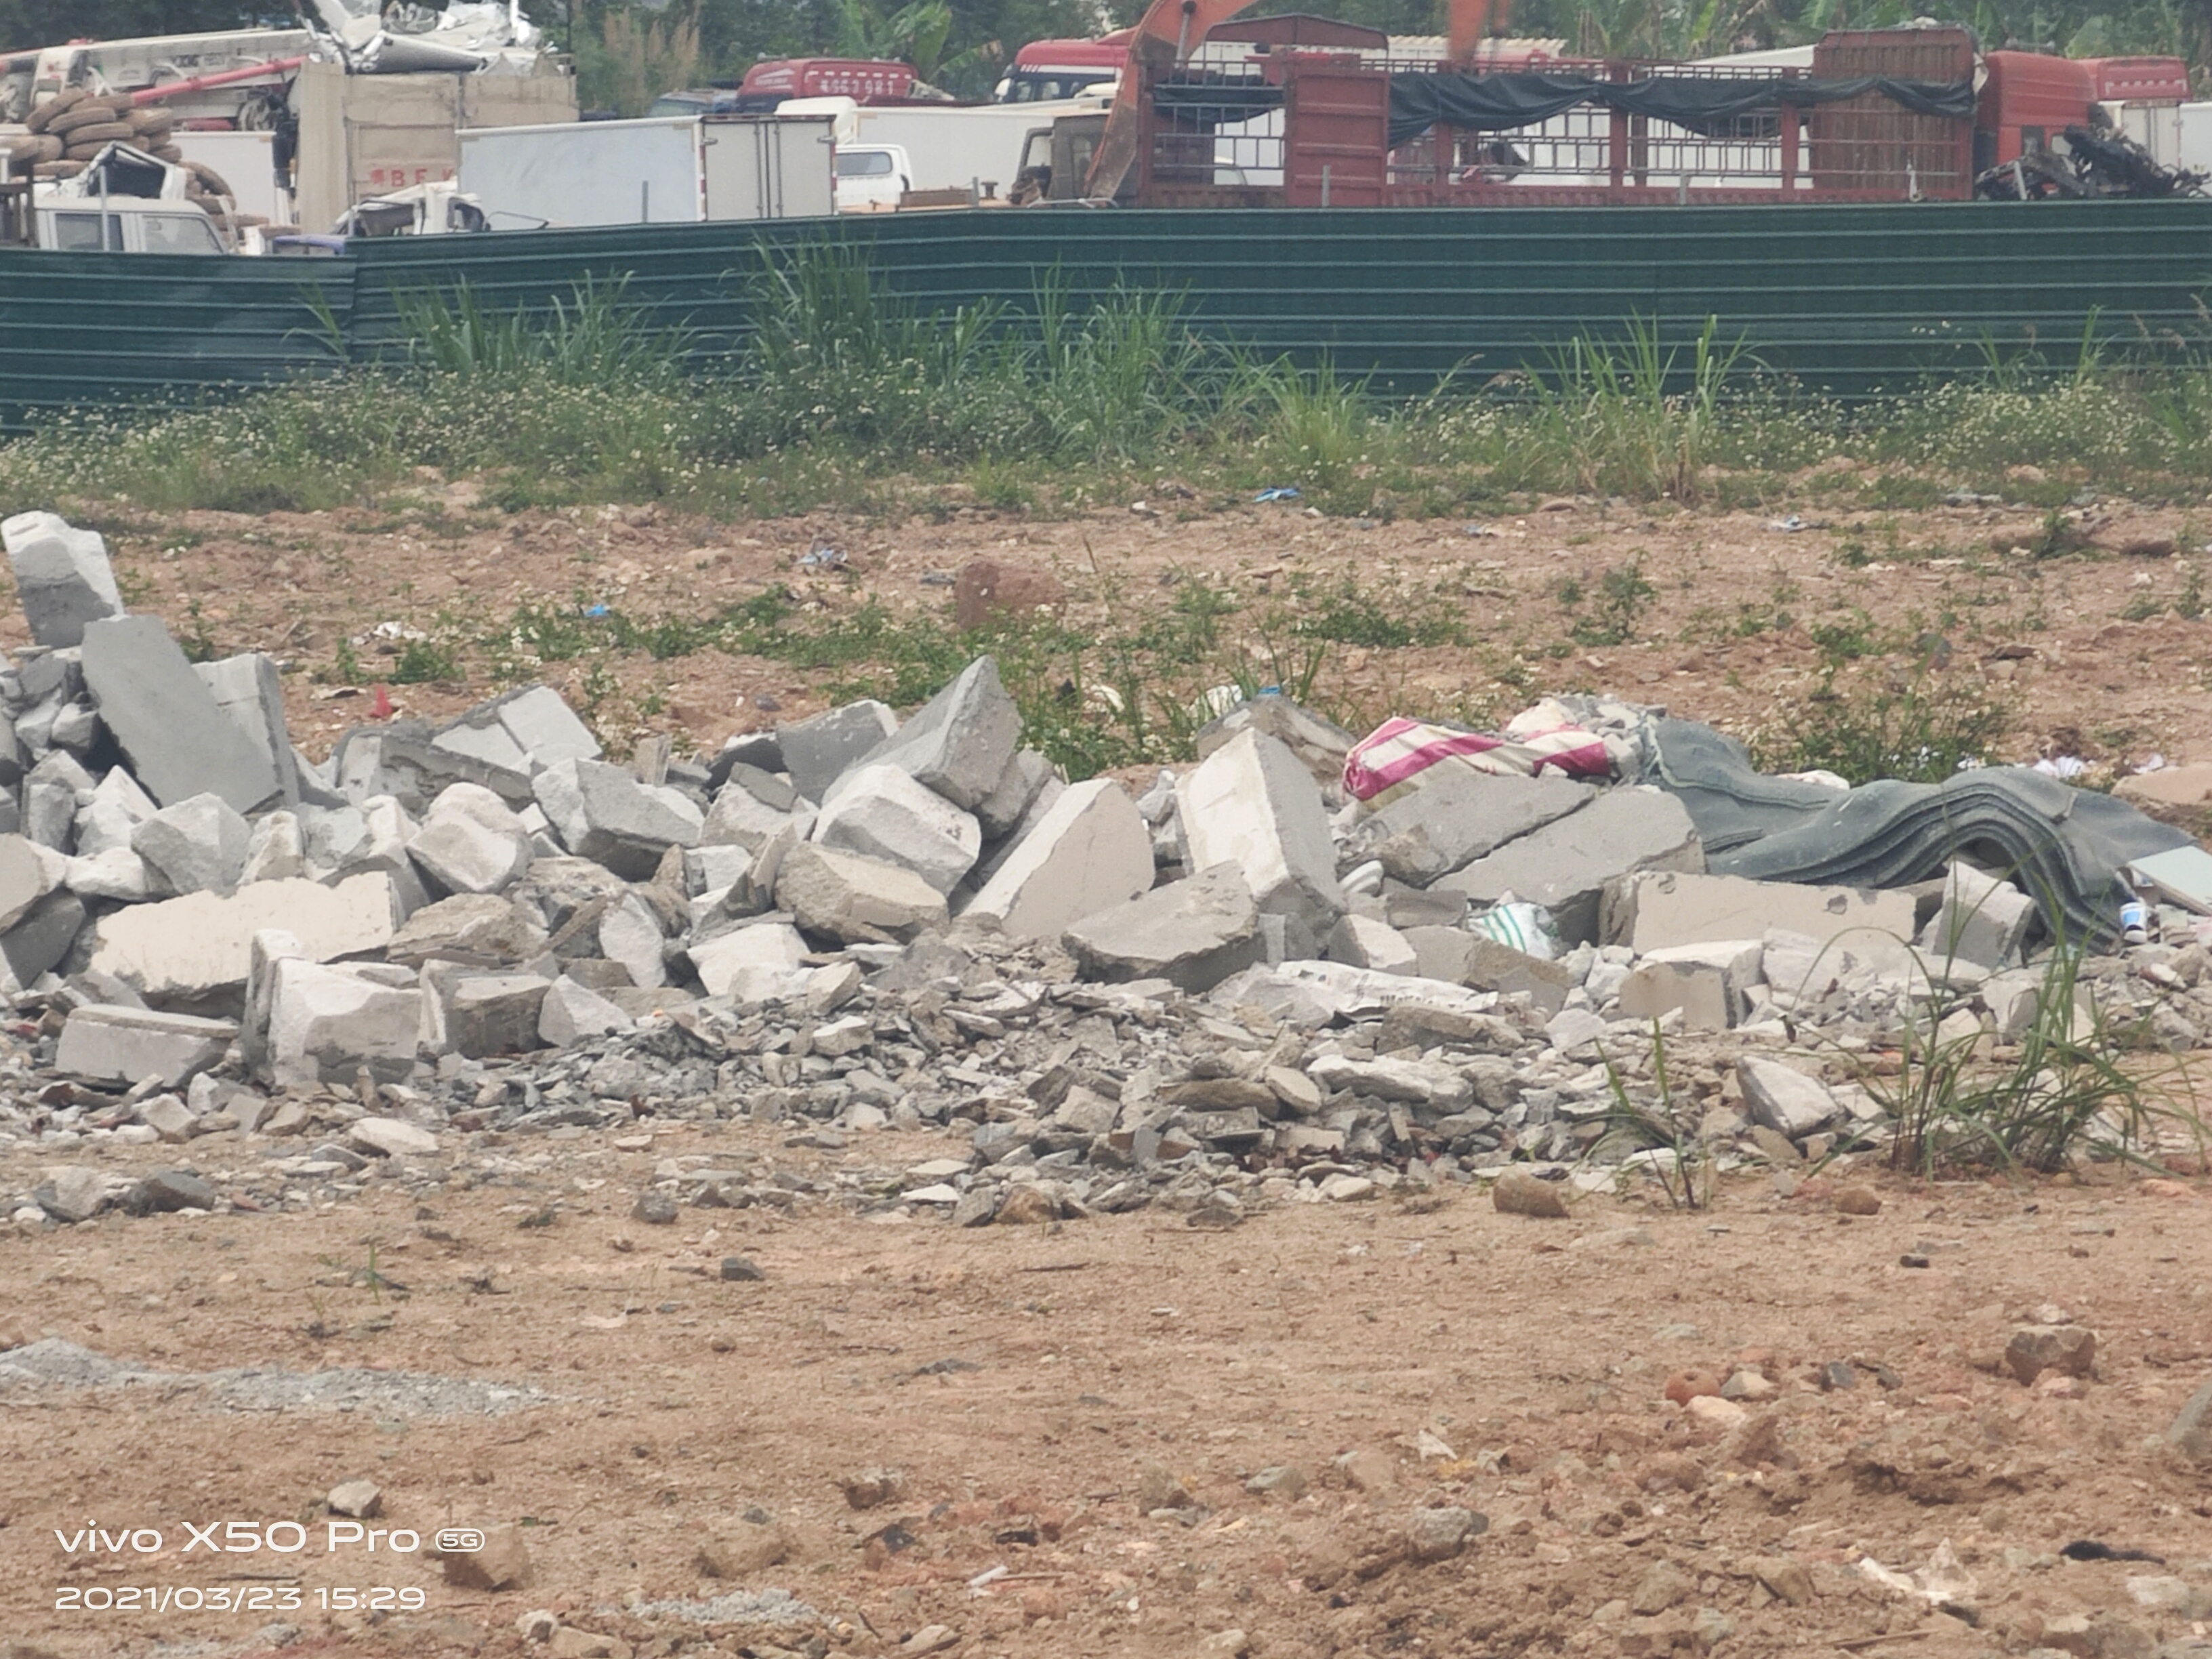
[[64, 846, 151, 903], [260, 959, 422, 1088], [54, 1003, 234, 1088], [777, 700, 897, 804], [1179, 729, 1347, 930], [699, 764, 810, 853], [964, 779, 1153, 942], [1736, 1055, 1843, 1140], [1326, 913, 1419, 976], [689, 920, 811, 1002], [1272, 958, 1501, 1021], [1062, 863, 1261, 995], [2, 510, 124, 647], [847, 657, 1022, 812], [407, 782, 534, 896], [194, 653, 302, 805], [22, 748, 90, 850], [1917, 860, 2036, 970], [532, 758, 702, 880], [964, 773, 1066, 897], [1343, 769, 1595, 886], [350, 1116, 438, 1158], [773, 842, 947, 945], [131, 792, 251, 897], [1617, 939, 1763, 1031], [75, 766, 157, 857], [438, 685, 602, 776], [89, 872, 398, 1003], [1436, 785, 1702, 945], [79, 615, 280, 815], [1606, 869, 1917, 969], [537, 975, 634, 1044], [813, 764, 981, 895]]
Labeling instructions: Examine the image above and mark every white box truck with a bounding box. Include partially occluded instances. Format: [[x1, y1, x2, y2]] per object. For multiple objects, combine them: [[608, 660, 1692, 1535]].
[[457, 113, 833, 229]]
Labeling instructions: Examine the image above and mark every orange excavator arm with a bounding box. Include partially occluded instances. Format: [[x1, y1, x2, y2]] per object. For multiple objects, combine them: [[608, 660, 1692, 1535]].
[[1082, 0, 1510, 199]]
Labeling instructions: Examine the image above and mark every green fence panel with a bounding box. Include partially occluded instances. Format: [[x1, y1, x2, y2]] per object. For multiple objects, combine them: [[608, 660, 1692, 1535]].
[[3, 199, 2211, 434], [0, 249, 354, 432]]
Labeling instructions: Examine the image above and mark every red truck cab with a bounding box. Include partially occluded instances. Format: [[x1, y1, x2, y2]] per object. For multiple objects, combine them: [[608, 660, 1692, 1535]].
[[737, 58, 917, 106], [1977, 50, 2190, 170]]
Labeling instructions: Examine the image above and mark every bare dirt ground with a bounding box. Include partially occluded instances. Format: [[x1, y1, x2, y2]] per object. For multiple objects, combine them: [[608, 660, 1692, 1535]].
[[4, 489, 2212, 1659], [58, 485, 2212, 774], [3, 1132, 2211, 1659]]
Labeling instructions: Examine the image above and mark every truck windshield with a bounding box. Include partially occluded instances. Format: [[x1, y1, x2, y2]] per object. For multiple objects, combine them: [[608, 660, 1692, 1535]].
[[51, 211, 122, 251], [836, 151, 897, 176], [142, 213, 224, 254]]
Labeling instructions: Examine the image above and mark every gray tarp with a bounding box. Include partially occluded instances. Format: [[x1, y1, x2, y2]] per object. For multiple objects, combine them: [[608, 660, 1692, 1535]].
[[1645, 718, 2192, 946]]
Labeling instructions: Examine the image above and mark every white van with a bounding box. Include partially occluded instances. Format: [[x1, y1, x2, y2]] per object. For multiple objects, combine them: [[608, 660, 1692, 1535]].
[[835, 143, 911, 210]]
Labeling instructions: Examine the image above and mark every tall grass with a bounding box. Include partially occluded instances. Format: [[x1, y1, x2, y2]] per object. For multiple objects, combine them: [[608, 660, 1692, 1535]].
[[9, 249, 2212, 516]]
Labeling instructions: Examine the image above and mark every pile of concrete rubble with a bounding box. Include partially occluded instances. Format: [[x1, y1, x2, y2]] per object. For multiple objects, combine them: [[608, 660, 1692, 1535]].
[[3, 512, 2207, 1231]]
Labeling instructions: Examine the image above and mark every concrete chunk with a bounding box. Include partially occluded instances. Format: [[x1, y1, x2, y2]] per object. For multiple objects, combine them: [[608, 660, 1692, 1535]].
[[55, 1003, 234, 1088], [487, 684, 600, 769], [1736, 1055, 1843, 1141], [777, 700, 897, 804], [596, 888, 668, 989], [385, 893, 549, 966], [537, 975, 634, 1044], [1062, 862, 1261, 994], [194, 653, 302, 805], [90, 872, 398, 1002], [699, 765, 809, 853], [1, 888, 85, 989], [1618, 938, 1763, 1030], [1607, 869, 1916, 968], [1345, 769, 1596, 886], [407, 781, 534, 895], [1194, 696, 1357, 793], [1402, 927, 1573, 1013], [964, 779, 1153, 941], [240, 811, 310, 884], [2, 510, 124, 647], [22, 749, 89, 849], [79, 615, 280, 814], [422, 968, 550, 1059], [131, 792, 251, 897], [1436, 785, 1702, 945], [261, 959, 422, 1087], [689, 920, 810, 1002], [848, 656, 1022, 811], [974, 748, 1056, 840], [0, 832, 59, 930], [1326, 913, 1419, 975], [813, 763, 981, 894], [1178, 729, 1346, 930], [773, 842, 947, 945], [532, 758, 701, 880], [64, 846, 152, 903], [1919, 860, 2036, 970]]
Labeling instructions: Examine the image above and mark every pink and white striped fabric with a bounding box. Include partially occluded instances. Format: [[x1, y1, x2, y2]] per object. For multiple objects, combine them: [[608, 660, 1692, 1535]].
[[1342, 716, 1612, 802]]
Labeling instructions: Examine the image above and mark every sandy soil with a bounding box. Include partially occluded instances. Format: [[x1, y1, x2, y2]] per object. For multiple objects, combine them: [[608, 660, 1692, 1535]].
[[3, 1128, 2210, 1659]]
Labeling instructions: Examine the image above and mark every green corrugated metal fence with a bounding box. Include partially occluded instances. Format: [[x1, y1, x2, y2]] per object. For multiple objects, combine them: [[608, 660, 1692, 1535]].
[[4, 199, 2211, 431]]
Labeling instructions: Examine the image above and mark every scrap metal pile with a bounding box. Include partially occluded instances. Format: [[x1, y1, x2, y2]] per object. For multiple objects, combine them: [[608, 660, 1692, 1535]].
[[4, 510, 2210, 1234]]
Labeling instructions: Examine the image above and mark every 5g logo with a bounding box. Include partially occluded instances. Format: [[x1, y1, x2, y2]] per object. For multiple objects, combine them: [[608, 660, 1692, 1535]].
[[435, 1529, 485, 1553]]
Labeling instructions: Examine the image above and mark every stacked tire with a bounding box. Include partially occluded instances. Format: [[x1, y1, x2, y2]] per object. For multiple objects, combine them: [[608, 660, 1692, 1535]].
[[7, 87, 186, 181]]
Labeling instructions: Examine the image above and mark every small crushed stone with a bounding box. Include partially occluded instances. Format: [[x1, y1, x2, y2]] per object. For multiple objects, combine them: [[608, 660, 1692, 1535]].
[[0, 1338, 546, 1416], [623, 1587, 820, 1625]]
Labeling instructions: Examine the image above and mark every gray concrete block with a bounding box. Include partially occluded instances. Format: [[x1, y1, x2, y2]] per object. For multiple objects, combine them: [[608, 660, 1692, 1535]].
[[1402, 926, 1574, 1013], [964, 778, 1153, 942], [1326, 913, 1419, 975], [848, 656, 1023, 812], [131, 792, 251, 897], [1178, 728, 1346, 930], [2, 511, 124, 647], [538, 975, 634, 1044], [56, 1002, 234, 1088], [407, 781, 533, 896], [0, 832, 59, 931], [1, 886, 83, 989], [773, 841, 947, 945], [489, 684, 602, 769], [1062, 862, 1262, 994], [240, 811, 310, 884], [777, 700, 897, 804], [1436, 785, 1702, 945], [422, 968, 552, 1059], [385, 893, 550, 967], [596, 888, 668, 989], [22, 749, 91, 851], [1617, 939, 1763, 1031], [813, 763, 981, 895], [74, 766, 157, 857], [193, 653, 302, 804], [260, 958, 422, 1088], [532, 758, 702, 880], [974, 748, 1056, 840], [1918, 860, 2037, 970], [1193, 696, 1357, 794], [1344, 769, 1596, 886], [699, 766, 807, 853], [689, 920, 810, 1002], [79, 615, 279, 814], [1736, 1055, 1843, 1140]]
